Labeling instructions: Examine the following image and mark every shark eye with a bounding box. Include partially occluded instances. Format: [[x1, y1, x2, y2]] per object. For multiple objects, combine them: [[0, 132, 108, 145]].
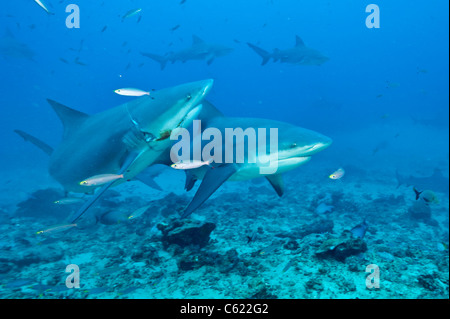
[[290, 143, 297, 148], [186, 94, 192, 100]]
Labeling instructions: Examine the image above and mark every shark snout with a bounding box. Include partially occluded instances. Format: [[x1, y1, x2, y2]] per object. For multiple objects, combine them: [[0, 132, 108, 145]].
[[309, 135, 332, 155], [292, 134, 332, 157]]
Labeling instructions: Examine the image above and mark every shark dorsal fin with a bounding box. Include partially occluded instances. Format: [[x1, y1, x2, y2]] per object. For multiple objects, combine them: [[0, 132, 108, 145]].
[[192, 35, 205, 45], [432, 168, 443, 177], [47, 99, 89, 137], [295, 35, 305, 47]]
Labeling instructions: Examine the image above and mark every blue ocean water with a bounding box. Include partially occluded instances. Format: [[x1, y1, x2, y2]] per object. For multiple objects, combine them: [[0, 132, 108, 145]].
[[0, 0, 448, 300]]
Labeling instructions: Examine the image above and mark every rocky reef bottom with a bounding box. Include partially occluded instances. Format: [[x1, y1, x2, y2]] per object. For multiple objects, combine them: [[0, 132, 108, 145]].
[[0, 168, 448, 299]]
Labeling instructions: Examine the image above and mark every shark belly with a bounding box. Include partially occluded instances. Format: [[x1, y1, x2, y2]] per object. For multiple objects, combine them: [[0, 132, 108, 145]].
[[229, 156, 311, 181]]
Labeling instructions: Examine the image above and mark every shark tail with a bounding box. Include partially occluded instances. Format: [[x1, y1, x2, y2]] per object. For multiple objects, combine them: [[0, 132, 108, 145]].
[[140, 52, 168, 70], [247, 43, 271, 66]]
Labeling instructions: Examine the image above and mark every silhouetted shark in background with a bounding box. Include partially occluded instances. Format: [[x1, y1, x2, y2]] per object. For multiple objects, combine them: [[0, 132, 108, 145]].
[[15, 80, 213, 222], [141, 35, 233, 69], [247, 35, 328, 66], [396, 169, 449, 195], [0, 28, 35, 61]]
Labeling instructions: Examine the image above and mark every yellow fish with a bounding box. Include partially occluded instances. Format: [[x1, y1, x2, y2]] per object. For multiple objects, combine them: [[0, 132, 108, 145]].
[[128, 205, 151, 220], [329, 168, 345, 180]]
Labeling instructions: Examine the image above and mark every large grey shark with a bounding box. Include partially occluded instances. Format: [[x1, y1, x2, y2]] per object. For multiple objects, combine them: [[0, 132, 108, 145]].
[[141, 35, 234, 70], [173, 115, 332, 218], [15, 79, 213, 222], [247, 35, 328, 66], [0, 29, 35, 61]]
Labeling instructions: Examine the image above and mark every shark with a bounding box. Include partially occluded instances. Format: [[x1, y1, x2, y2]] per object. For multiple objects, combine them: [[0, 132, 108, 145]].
[[15, 79, 214, 222], [141, 35, 234, 70], [0, 29, 35, 61], [396, 169, 449, 195], [247, 35, 329, 66], [174, 115, 332, 218]]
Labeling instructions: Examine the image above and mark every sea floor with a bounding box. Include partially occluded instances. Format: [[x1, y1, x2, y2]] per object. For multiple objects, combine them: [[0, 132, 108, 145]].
[[0, 165, 448, 299]]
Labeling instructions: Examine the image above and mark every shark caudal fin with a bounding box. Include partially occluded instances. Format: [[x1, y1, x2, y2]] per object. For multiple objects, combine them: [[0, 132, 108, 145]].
[[247, 43, 271, 66], [140, 52, 168, 70], [13, 129, 54, 156]]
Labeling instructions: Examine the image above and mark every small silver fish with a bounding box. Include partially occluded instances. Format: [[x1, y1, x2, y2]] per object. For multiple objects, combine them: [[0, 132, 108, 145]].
[[54, 198, 84, 205], [171, 159, 212, 170], [80, 174, 124, 186], [128, 205, 151, 220], [114, 88, 150, 96], [122, 8, 142, 21]]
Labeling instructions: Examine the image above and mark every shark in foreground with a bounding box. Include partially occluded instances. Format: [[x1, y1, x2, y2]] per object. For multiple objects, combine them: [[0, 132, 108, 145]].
[[141, 35, 233, 70], [176, 115, 332, 218], [247, 35, 328, 66], [15, 79, 214, 222], [0, 29, 35, 61]]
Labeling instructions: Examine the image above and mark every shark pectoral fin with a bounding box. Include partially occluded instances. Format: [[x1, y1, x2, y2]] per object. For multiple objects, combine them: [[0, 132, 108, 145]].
[[184, 171, 197, 191], [265, 174, 284, 197], [135, 174, 162, 191], [134, 165, 164, 191], [69, 151, 140, 223], [181, 164, 238, 218], [13, 129, 54, 156]]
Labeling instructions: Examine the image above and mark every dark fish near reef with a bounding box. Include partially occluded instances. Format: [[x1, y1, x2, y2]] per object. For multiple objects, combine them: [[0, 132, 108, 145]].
[[350, 220, 368, 239], [413, 188, 439, 204], [95, 210, 128, 225], [246, 229, 258, 244], [396, 169, 449, 195]]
